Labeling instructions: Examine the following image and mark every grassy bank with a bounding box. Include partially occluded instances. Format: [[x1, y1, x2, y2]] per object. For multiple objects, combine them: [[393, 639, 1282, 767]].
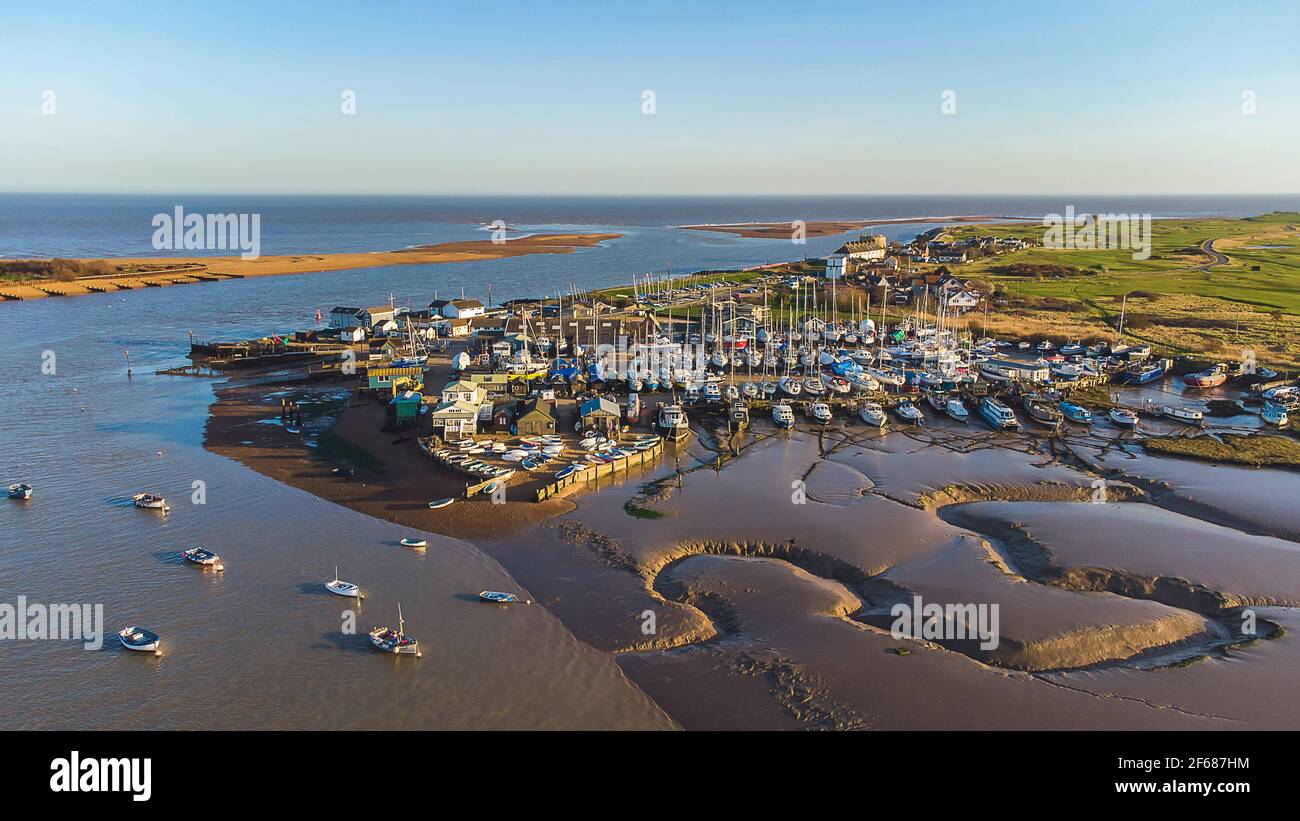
[[1143, 433, 1300, 468]]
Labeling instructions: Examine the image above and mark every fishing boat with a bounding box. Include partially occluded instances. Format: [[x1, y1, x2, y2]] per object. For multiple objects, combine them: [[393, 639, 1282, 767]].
[[132, 492, 169, 511], [859, 402, 887, 427], [400, 537, 428, 548], [1108, 408, 1139, 430], [657, 402, 691, 442], [118, 626, 161, 654], [730, 400, 750, 430], [182, 547, 220, 566], [979, 397, 1020, 430], [945, 397, 969, 422], [771, 402, 795, 430], [369, 604, 420, 656], [325, 566, 362, 598], [1162, 406, 1204, 425], [1184, 364, 1229, 389], [479, 591, 528, 604], [427, 497, 455, 510], [1262, 402, 1290, 427], [7, 483, 32, 500], [778, 376, 803, 397], [703, 381, 722, 403], [809, 402, 833, 425], [1022, 395, 1064, 429], [1058, 401, 1093, 425], [893, 401, 924, 425], [1117, 359, 1168, 384]]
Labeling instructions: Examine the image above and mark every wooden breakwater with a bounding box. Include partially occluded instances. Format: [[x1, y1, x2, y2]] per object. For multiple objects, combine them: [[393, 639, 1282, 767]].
[[535, 442, 664, 501]]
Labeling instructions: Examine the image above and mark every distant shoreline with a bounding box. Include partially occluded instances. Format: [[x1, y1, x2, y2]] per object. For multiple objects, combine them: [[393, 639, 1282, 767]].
[[0, 232, 621, 302], [679, 214, 1040, 239]]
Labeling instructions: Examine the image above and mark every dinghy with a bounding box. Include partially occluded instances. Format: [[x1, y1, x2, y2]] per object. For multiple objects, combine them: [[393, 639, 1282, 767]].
[[132, 492, 169, 511], [400, 537, 427, 548], [369, 604, 420, 656], [118, 626, 161, 654], [427, 497, 455, 510], [7, 483, 33, 500], [479, 591, 529, 604], [325, 566, 362, 598], [182, 547, 220, 566]]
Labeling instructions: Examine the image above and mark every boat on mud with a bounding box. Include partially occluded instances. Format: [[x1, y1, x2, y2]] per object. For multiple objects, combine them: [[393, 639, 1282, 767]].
[[859, 402, 887, 427], [1108, 407, 1139, 429], [657, 402, 691, 442], [1184, 363, 1229, 389], [945, 397, 969, 422], [1058, 400, 1093, 425], [729, 400, 750, 430], [1022, 395, 1064, 430], [979, 397, 1020, 430], [772, 402, 795, 430], [893, 401, 924, 425]]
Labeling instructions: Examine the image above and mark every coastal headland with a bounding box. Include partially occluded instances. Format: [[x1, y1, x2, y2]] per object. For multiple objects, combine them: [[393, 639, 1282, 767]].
[[0, 232, 621, 301]]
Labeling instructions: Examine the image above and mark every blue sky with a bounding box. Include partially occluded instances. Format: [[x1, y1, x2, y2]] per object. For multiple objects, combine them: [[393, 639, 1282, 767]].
[[1, 0, 1297, 194]]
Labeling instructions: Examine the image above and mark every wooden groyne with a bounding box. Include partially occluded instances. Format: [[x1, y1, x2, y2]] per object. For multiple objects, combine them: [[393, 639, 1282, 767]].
[[535, 442, 663, 501]]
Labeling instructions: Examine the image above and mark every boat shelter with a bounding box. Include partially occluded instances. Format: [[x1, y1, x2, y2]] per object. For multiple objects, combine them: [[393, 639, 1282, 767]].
[[579, 397, 621, 433]]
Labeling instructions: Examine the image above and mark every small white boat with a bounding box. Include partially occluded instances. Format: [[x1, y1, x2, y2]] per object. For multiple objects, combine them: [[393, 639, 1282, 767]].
[[400, 537, 427, 548], [945, 398, 969, 422], [1262, 402, 1290, 427], [182, 547, 220, 567], [7, 483, 33, 500], [809, 402, 833, 425], [778, 376, 802, 397], [427, 497, 455, 510], [479, 591, 528, 604], [369, 603, 420, 656], [1162, 406, 1204, 425], [859, 402, 887, 427], [802, 377, 827, 396], [1109, 408, 1139, 430], [325, 566, 362, 598], [772, 402, 795, 430], [893, 401, 924, 425], [118, 626, 161, 654], [132, 492, 169, 511]]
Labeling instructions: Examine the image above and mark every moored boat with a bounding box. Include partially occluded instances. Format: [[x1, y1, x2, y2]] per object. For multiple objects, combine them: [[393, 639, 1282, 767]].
[[657, 402, 691, 442], [1262, 401, 1290, 427], [859, 402, 887, 427], [369, 604, 420, 656], [325, 565, 362, 598], [182, 546, 220, 566], [118, 626, 161, 654], [945, 397, 969, 422], [979, 397, 1020, 430], [7, 483, 33, 500], [893, 401, 924, 425], [1162, 406, 1204, 425], [1108, 407, 1139, 430], [132, 492, 169, 511], [771, 402, 795, 430], [730, 400, 750, 429], [809, 401, 833, 425], [1058, 401, 1093, 425], [1184, 363, 1229, 389], [400, 537, 428, 548], [479, 590, 529, 604], [1022, 395, 1064, 429]]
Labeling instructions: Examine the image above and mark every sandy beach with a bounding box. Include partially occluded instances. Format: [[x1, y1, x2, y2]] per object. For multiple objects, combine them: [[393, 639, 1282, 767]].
[[680, 214, 1037, 239], [0, 232, 621, 301]]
